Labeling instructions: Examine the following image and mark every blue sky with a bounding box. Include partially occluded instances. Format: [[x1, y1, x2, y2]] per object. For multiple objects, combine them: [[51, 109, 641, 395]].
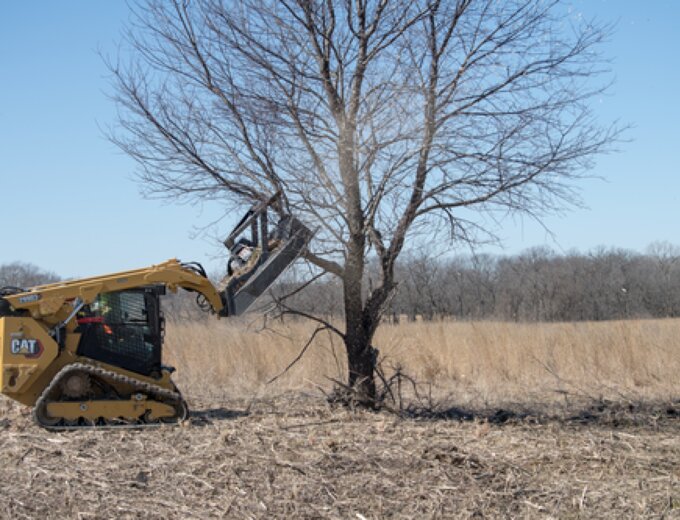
[[0, 1, 678, 278]]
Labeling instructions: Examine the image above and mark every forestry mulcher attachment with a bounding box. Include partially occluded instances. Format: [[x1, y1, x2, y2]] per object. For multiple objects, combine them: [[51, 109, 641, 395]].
[[0, 195, 312, 429]]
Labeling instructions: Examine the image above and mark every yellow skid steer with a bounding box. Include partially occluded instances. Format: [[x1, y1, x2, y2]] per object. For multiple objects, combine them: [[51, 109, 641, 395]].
[[0, 194, 311, 429]]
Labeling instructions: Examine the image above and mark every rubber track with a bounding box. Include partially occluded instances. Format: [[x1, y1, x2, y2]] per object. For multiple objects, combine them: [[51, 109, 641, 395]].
[[32, 362, 188, 431]]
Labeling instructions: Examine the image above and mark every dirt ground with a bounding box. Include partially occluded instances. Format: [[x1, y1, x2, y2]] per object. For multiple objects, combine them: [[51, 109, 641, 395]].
[[0, 394, 678, 519]]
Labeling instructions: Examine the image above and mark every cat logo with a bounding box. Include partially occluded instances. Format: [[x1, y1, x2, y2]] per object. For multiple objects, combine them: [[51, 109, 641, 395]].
[[10, 338, 43, 359]]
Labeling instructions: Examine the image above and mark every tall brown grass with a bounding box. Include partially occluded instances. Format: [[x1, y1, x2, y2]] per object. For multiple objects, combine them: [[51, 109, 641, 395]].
[[164, 317, 680, 404]]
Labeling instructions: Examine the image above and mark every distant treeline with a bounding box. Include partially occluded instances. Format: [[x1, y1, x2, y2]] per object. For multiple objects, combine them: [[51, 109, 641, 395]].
[[3, 242, 680, 323], [278, 242, 680, 322]]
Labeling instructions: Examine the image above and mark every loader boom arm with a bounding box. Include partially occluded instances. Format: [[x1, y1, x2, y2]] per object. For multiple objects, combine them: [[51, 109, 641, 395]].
[[4, 259, 224, 325], [3, 194, 312, 325]]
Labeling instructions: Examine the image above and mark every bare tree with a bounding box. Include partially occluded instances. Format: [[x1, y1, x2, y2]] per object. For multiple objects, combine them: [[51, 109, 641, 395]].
[[0, 262, 60, 288], [646, 241, 680, 317], [109, 0, 618, 401]]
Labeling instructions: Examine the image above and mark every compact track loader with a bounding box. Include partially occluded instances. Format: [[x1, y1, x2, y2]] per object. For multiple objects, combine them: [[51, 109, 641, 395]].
[[0, 195, 312, 429]]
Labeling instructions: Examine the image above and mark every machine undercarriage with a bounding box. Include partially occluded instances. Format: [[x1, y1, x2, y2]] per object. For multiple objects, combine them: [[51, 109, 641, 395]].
[[32, 362, 188, 430]]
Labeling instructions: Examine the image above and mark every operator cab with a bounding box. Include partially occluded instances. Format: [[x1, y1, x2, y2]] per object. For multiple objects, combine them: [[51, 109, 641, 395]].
[[75, 286, 165, 377]]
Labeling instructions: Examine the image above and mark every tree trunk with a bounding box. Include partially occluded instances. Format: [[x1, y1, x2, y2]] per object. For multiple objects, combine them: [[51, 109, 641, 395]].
[[341, 234, 379, 403], [342, 268, 391, 405], [344, 323, 377, 403]]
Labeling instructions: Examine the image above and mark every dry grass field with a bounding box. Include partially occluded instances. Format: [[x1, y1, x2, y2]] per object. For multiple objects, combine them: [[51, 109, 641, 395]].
[[1, 318, 679, 518], [166, 317, 680, 405]]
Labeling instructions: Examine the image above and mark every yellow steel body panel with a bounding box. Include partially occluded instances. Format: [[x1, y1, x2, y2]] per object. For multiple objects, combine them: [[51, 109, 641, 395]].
[[0, 323, 177, 407], [46, 398, 176, 421], [4, 259, 224, 321], [0, 317, 59, 396]]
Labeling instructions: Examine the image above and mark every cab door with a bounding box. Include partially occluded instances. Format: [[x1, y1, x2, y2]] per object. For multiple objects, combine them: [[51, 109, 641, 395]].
[[76, 288, 163, 376]]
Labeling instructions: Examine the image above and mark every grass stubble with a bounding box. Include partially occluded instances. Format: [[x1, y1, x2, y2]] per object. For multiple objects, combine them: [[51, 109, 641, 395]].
[[0, 318, 678, 518]]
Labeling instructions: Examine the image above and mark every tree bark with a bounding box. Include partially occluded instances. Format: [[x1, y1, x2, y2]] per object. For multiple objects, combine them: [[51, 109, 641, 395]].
[[342, 222, 378, 401], [343, 260, 395, 404], [344, 323, 377, 403]]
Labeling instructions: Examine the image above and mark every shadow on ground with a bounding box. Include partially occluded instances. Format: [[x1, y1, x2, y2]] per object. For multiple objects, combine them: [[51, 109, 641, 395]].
[[188, 407, 249, 426], [401, 398, 680, 427]]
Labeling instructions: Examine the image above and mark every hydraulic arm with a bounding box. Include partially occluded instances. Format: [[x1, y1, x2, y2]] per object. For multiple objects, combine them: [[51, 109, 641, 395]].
[[2, 259, 225, 324]]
